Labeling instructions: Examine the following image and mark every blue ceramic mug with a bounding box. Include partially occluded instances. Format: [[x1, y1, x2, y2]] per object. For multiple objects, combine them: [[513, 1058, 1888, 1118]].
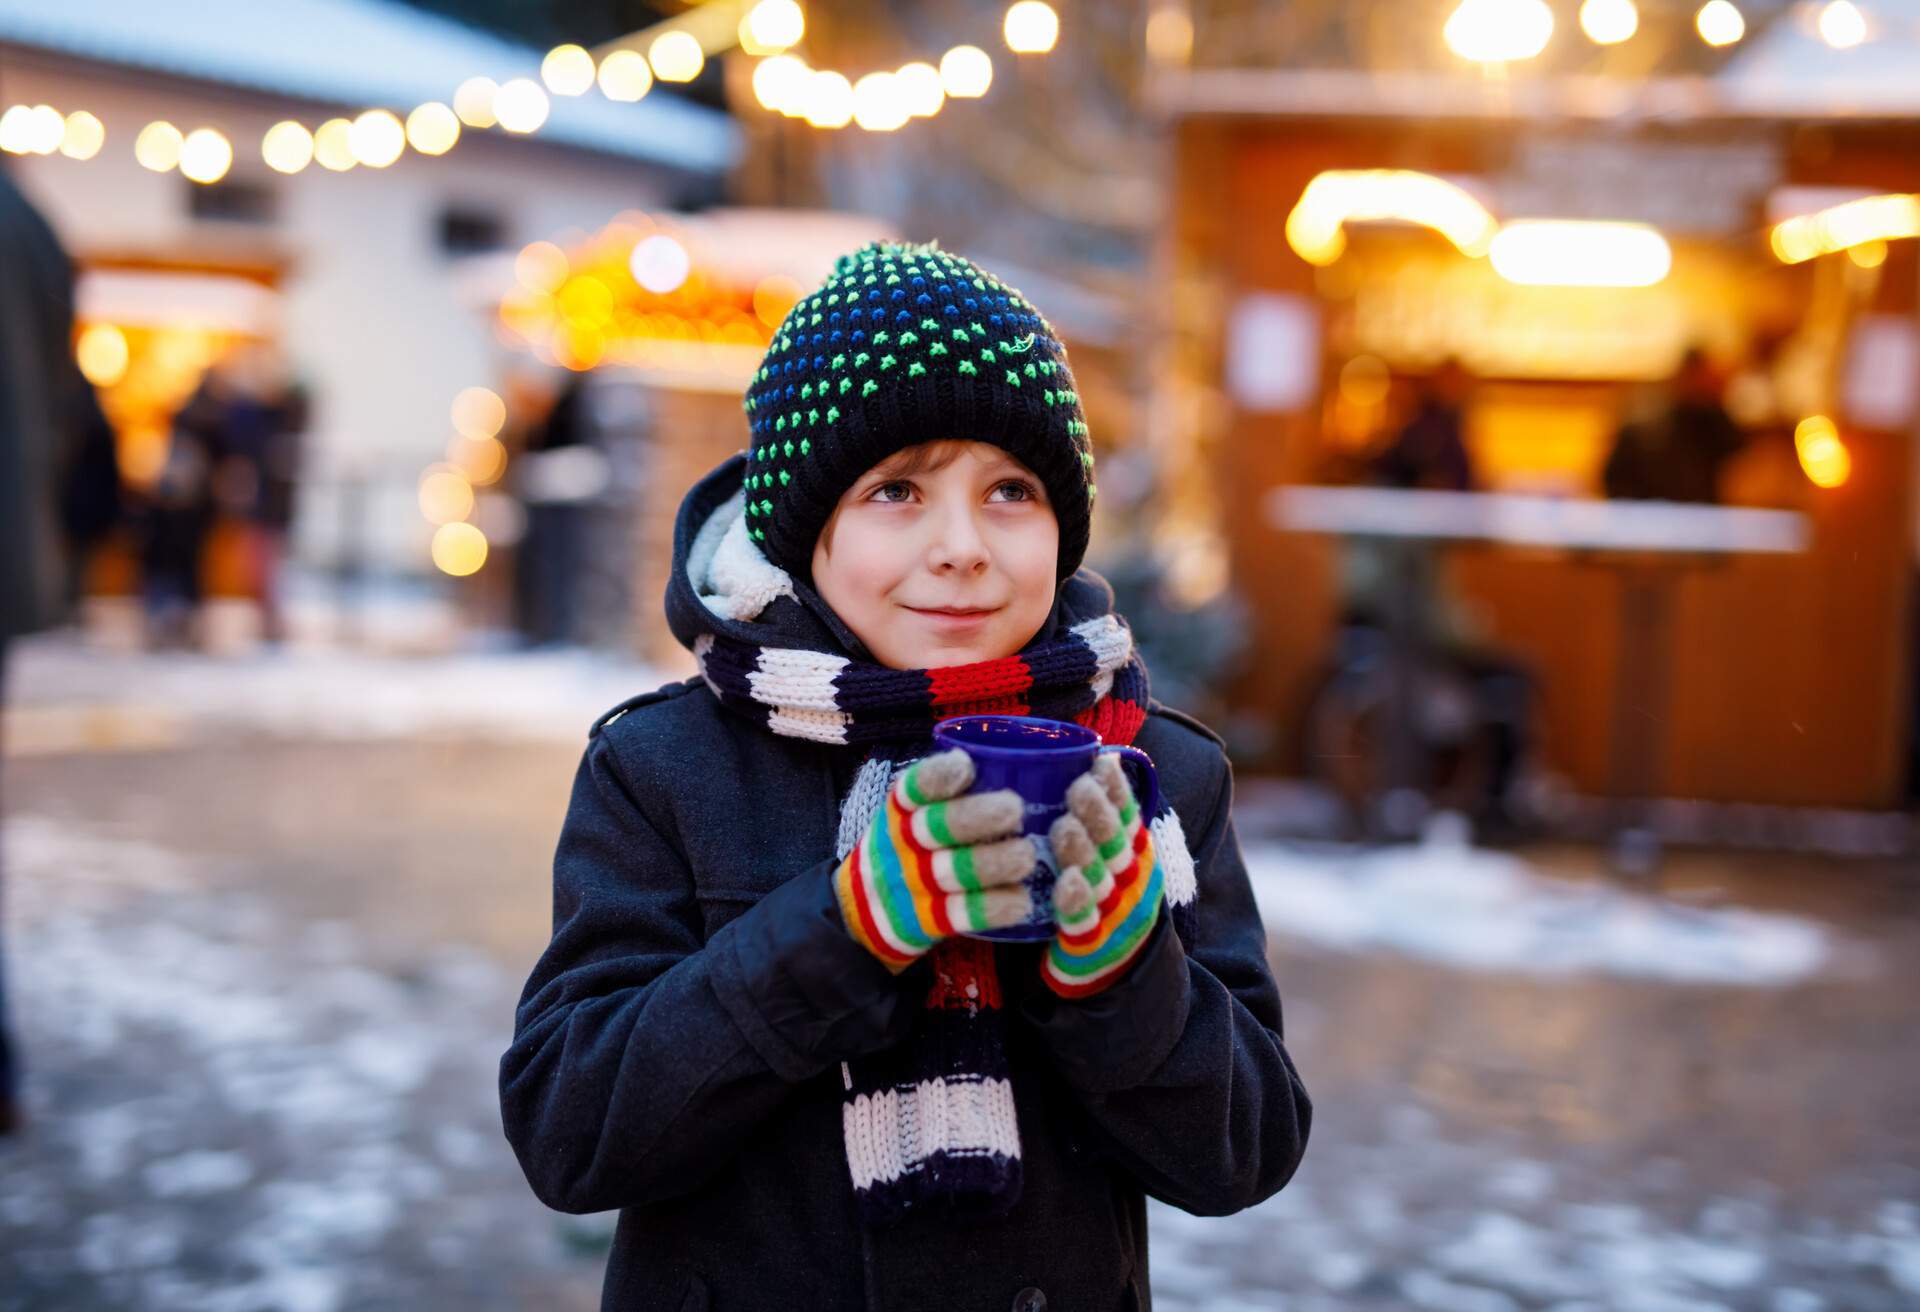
[[930, 713, 1161, 943]]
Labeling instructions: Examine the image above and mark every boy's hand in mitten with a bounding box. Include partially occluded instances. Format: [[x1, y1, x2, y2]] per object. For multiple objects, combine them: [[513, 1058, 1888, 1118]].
[[1042, 752, 1165, 998], [834, 747, 1037, 974]]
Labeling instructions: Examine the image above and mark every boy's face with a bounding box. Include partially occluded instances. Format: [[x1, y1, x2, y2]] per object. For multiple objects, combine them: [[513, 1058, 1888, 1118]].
[[810, 440, 1060, 669]]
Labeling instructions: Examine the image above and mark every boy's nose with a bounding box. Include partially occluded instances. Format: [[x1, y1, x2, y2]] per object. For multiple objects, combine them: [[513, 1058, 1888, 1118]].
[[926, 505, 991, 573]]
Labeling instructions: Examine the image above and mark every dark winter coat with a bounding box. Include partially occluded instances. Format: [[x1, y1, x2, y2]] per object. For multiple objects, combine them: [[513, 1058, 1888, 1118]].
[[0, 170, 82, 640], [499, 454, 1312, 1311]]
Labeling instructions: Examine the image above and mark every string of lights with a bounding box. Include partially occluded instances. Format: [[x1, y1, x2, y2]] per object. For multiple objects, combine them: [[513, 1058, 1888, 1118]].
[[0, 2, 1074, 181]]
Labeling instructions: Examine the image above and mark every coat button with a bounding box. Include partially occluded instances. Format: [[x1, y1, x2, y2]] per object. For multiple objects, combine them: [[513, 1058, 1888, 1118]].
[[1012, 1289, 1047, 1312]]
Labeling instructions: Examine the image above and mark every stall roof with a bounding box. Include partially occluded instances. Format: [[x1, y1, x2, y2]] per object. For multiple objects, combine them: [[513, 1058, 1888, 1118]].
[[1164, 2, 1920, 124], [1717, 0, 1920, 117], [0, 0, 739, 174]]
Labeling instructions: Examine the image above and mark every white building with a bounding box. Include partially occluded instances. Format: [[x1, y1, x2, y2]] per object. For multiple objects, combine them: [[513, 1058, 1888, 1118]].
[[0, 0, 739, 579]]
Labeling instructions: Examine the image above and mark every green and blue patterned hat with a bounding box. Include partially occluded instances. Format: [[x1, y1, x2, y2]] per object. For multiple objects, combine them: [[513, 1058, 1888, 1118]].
[[741, 240, 1095, 584]]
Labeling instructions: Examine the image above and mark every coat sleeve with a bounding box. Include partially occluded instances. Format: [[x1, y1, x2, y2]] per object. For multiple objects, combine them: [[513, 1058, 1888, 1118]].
[[498, 729, 915, 1215], [1013, 746, 1312, 1216]]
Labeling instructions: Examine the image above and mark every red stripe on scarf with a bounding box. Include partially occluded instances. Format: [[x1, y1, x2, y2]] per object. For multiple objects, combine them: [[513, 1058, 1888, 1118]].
[[928, 657, 1033, 712], [1075, 695, 1145, 747], [927, 937, 1002, 1011]]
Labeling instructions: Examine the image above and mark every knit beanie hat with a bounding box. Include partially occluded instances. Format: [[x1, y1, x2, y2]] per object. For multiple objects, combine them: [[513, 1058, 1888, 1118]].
[[741, 240, 1096, 585]]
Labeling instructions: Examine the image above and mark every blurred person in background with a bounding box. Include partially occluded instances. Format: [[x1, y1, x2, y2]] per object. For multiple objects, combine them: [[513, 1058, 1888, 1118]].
[[1371, 357, 1478, 492], [1604, 346, 1748, 503], [0, 165, 93, 1135], [138, 370, 226, 649], [513, 372, 608, 647], [214, 344, 309, 646]]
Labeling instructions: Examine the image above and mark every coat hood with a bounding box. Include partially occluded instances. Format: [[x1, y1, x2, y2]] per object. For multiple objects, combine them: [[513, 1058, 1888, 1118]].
[[665, 451, 1120, 666]]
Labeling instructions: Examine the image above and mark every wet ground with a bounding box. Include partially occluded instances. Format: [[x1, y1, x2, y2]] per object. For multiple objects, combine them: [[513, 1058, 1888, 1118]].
[[2, 638, 1918, 1310]]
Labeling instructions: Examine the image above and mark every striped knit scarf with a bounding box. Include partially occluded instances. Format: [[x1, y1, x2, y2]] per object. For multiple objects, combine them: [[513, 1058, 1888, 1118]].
[[692, 612, 1197, 1229]]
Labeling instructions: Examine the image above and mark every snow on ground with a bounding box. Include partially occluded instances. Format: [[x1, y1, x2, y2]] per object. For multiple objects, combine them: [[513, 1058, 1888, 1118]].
[[1241, 823, 1857, 988], [8, 811, 1919, 1311], [0, 815, 582, 1311], [1146, 1112, 1920, 1312], [3, 635, 676, 749]]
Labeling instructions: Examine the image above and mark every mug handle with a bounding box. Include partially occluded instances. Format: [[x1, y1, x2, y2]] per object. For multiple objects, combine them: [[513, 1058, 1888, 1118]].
[[1097, 744, 1161, 822]]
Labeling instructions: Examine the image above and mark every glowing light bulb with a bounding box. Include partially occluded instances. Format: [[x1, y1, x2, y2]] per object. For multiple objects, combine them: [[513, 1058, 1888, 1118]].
[[406, 102, 460, 156], [179, 127, 232, 183], [262, 120, 314, 173], [1579, 0, 1639, 45], [542, 44, 596, 96], [134, 120, 184, 172], [349, 109, 405, 167], [1695, 0, 1745, 45], [1444, 0, 1555, 62], [598, 49, 654, 101], [650, 31, 705, 83], [1003, 1, 1060, 54], [59, 109, 105, 159], [940, 45, 994, 98]]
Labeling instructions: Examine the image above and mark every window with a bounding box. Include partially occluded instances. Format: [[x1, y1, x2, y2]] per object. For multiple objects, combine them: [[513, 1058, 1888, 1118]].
[[438, 205, 506, 255], [187, 178, 275, 225]]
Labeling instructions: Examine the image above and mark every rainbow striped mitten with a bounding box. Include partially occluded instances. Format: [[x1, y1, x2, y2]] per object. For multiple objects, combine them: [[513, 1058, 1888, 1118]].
[[834, 748, 1039, 974], [1041, 752, 1165, 997]]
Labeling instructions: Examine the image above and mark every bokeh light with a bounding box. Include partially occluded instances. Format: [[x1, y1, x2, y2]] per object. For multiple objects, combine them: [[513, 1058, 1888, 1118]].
[[804, 70, 856, 128], [940, 45, 994, 98], [1695, 0, 1745, 45], [542, 44, 597, 96], [753, 54, 811, 114], [1004, 2, 1061, 54], [419, 465, 476, 524], [1794, 415, 1851, 488], [1489, 220, 1672, 287], [262, 120, 314, 173], [134, 120, 184, 172], [1444, 0, 1555, 62], [431, 521, 489, 576], [406, 102, 460, 156], [23, 105, 63, 155], [753, 274, 803, 328], [1145, 7, 1195, 62], [179, 127, 233, 184], [76, 324, 129, 388], [493, 79, 550, 134], [0, 106, 32, 154], [516, 241, 570, 294], [742, 0, 805, 54], [1848, 239, 1889, 268], [314, 118, 356, 171], [650, 31, 705, 83], [59, 110, 104, 160], [349, 109, 406, 168], [598, 49, 654, 101], [853, 72, 910, 132], [1579, 0, 1638, 45], [451, 386, 507, 441], [454, 77, 501, 128], [630, 234, 691, 293], [450, 434, 509, 486], [894, 62, 945, 117], [1818, 0, 1867, 49]]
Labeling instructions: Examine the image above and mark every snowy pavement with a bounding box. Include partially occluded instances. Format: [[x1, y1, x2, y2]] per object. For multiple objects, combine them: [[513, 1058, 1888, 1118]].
[[3, 635, 1918, 1310]]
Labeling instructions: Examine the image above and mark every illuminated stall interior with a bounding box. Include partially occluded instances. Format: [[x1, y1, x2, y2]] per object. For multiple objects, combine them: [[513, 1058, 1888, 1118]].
[[1167, 103, 1916, 808]]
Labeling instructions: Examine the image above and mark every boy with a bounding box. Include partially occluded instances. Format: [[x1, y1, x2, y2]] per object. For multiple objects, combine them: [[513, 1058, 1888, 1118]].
[[500, 242, 1310, 1310]]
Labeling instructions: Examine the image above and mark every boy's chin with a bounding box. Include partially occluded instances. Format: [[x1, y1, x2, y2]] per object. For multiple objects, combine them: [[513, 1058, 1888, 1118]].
[[874, 627, 1019, 669]]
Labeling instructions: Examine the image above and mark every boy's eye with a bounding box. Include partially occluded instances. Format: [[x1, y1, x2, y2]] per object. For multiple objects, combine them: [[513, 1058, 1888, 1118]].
[[863, 479, 1040, 504]]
